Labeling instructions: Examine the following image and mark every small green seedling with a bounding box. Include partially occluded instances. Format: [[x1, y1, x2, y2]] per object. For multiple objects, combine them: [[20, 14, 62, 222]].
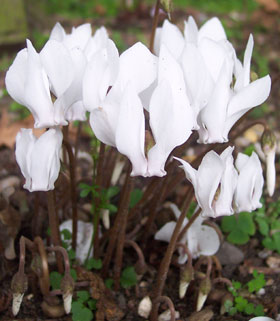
[[71, 290, 96, 321], [120, 266, 137, 289]]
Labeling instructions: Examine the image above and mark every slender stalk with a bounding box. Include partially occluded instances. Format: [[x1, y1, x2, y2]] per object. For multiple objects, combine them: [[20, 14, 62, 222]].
[[47, 191, 63, 273], [63, 139, 78, 251], [74, 121, 82, 159], [93, 143, 105, 259], [178, 207, 201, 242], [47, 246, 70, 274], [149, 0, 161, 53], [150, 188, 193, 321], [124, 240, 147, 274], [19, 237, 26, 276], [113, 174, 134, 290], [102, 163, 131, 277]]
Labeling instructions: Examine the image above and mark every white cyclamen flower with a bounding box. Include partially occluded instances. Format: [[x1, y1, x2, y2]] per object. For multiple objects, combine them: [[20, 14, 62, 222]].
[[86, 42, 158, 176], [155, 204, 220, 264], [15, 127, 63, 192], [174, 146, 238, 218], [147, 45, 195, 177], [234, 152, 264, 212], [249, 318, 275, 321]]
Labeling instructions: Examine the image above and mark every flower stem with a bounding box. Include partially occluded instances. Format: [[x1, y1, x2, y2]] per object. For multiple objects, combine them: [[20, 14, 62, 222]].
[[113, 173, 134, 290], [63, 139, 78, 251], [150, 188, 193, 321], [47, 191, 63, 274], [154, 296, 176, 321], [149, 0, 161, 53]]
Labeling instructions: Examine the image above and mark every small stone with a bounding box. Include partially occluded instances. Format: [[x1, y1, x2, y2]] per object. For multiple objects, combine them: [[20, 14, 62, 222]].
[[216, 241, 244, 265], [158, 309, 180, 321], [138, 296, 152, 318], [258, 249, 272, 259], [266, 256, 280, 268]]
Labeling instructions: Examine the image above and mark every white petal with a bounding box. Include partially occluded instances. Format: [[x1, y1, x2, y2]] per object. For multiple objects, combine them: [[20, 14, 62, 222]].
[[5, 48, 28, 106], [197, 60, 232, 143], [114, 42, 157, 94], [234, 34, 254, 91], [228, 75, 271, 117], [148, 80, 193, 176], [198, 17, 227, 42], [29, 128, 63, 192], [266, 149, 276, 197], [159, 20, 185, 59], [25, 40, 58, 128], [155, 222, 176, 243], [40, 40, 74, 97], [197, 151, 224, 217], [65, 101, 86, 122], [15, 128, 36, 191], [115, 83, 147, 176], [84, 26, 108, 60], [64, 23, 92, 50], [234, 152, 264, 212], [184, 16, 198, 43], [50, 22, 66, 42], [154, 27, 162, 56], [173, 157, 198, 190]]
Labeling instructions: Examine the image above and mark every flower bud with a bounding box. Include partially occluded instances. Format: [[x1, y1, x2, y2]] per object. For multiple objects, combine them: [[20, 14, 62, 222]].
[[11, 272, 28, 316], [138, 296, 152, 318], [160, 0, 173, 19], [261, 129, 277, 197], [179, 265, 194, 299], [60, 273, 75, 314], [196, 277, 211, 311], [101, 209, 110, 229]]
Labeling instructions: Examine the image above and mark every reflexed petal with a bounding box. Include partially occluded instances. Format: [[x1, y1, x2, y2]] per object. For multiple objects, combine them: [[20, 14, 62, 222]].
[[25, 40, 57, 128], [228, 75, 271, 117], [40, 40, 74, 97], [139, 80, 157, 111], [64, 23, 92, 50], [114, 42, 158, 94], [15, 129, 36, 191], [198, 38, 227, 82], [65, 101, 86, 121], [50, 22, 66, 41], [181, 43, 214, 113], [196, 151, 224, 217], [198, 17, 227, 42], [198, 60, 232, 143], [115, 83, 147, 176], [155, 222, 176, 243], [234, 152, 264, 212], [196, 225, 220, 256], [173, 157, 197, 189], [184, 16, 198, 43], [5, 48, 28, 106], [148, 80, 193, 176], [214, 147, 238, 217], [29, 128, 63, 191], [84, 26, 108, 60], [234, 34, 253, 91], [155, 20, 184, 59]]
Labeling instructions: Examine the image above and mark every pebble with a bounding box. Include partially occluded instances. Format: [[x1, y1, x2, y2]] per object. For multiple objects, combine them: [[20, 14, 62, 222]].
[[216, 241, 244, 265]]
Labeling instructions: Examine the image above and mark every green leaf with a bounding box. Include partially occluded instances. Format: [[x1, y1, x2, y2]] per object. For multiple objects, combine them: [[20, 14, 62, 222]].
[[80, 189, 91, 198], [223, 299, 233, 312], [237, 212, 255, 236], [70, 268, 77, 281], [85, 258, 103, 270], [247, 271, 265, 293], [106, 186, 120, 199], [244, 303, 254, 315], [105, 278, 114, 289], [221, 215, 237, 233], [50, 271, 63, 290], [232, 281, 241, 290], [129, 189, 143, 208], [72, 306, 93, 321], [243, 144, 255, 156], [255, 217, 269, 236], [227, 229, 249, 245], [87, 299, 97, 310], [235, 296, 248, 312], [229, 306, 237, 316], [71, 301, 84, 314], [262, 236, 276, 250], [77, 290, 90, 303], [254, 304, 264, 316], [104, 203, 118, 213], [120, 266, 137, 289], [61, 228, 72, 240]]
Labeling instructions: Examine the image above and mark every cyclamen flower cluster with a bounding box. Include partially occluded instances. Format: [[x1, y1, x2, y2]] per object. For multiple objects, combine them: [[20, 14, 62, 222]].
[[6, 18, 270, 202]]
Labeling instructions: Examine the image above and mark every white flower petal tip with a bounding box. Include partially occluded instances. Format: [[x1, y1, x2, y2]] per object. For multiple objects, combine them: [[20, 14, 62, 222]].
[[15, 128, 63, 192], [266, 149, 276, 197], [158, 309, 180, 321], [138, 296, 152, 318], [12, 293, 24, 316], [234, 152, 264, 213], [179, 281, 190, 299], [249, 317, 275, 321], [196, 292, 208, 312], [63, 293, 73, 314], [101, 209, 110, 229]]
